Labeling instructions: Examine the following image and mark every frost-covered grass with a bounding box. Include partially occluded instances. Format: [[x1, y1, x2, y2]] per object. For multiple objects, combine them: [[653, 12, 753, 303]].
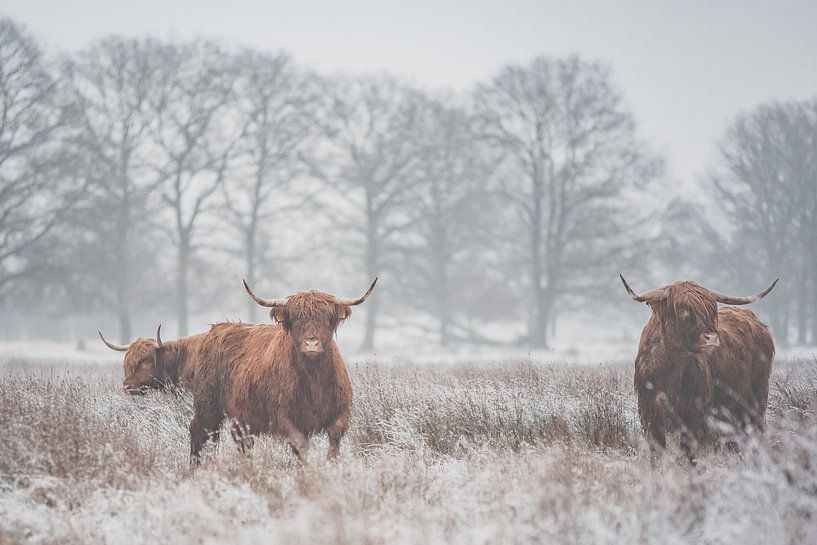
[[1, 357, 816, 544]]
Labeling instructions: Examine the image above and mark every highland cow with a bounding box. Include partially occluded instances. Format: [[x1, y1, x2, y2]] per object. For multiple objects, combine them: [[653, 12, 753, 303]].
[[99, 326, 206, 394], [188, 278, 377, 464], [620, 275, 777, 462]]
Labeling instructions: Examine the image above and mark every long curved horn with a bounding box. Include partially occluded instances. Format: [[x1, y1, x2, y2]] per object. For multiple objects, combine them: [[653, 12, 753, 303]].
[[242, 279, 289, 307], [336, 277, 378, 306], [99, 331, 130, 352], [156, 324, 163, 349], [619, 274, 668, 303], [708, 279, 779, 305]]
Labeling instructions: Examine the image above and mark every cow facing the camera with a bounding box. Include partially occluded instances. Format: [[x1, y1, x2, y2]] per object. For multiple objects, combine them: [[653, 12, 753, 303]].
[[189, 278, 377, 464], [620, 275, 777, 462]]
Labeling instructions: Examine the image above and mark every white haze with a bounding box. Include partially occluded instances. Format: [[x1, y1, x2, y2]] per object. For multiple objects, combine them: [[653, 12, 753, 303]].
[[3, 0, 817, 187]]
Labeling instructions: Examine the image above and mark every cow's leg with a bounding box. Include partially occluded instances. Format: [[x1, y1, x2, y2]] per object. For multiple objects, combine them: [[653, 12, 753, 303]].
[[326, 411, 350, 460], [744, 392, 767, 435], [751, 360, 771, 426], [231, 422, 255, 455], [646, 418, 667, 459], [189, 418, 223, 465], [278, 415, 309, 464], [680, 416, 706, 466], [680, 427, 697, 466], [646, 394, 669, 460], [190, 399, 224, 465], [720, 411, 742, 454]]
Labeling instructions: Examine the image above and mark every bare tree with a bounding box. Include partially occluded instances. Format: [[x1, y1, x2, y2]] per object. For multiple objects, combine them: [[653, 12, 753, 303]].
[[223, 51, 321, 321], [313, 76, 426, 350], [151, 41, 237, 335], [474, 56, 660, 348], [713, 100, 817, 345], [397, 98, 496, 345], [0, 19, 78, 296], [65, 37, 172, 341]]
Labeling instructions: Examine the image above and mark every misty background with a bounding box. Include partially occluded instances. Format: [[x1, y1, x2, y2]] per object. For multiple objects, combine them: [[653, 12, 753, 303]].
[[0, 1, 816, 360]]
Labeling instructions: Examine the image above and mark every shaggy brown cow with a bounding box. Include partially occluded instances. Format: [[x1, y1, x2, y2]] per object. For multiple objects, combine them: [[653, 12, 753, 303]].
[[188, 278, 377, 464], [99, 326, 206, 394], [620, 275, 777, 462]]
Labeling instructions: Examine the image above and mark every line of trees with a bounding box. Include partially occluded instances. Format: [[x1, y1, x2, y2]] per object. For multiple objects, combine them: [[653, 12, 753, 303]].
[[1, 17, 814, 348], [710, 101, 817, 345]]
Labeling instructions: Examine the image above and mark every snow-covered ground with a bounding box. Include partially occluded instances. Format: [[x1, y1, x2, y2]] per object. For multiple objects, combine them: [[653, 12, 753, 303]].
[[1, 357, 816, 544]]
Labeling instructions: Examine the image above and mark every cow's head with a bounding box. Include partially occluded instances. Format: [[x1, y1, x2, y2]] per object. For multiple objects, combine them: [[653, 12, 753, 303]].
[[99, 326, 166, 394], [620, 275, 777, 353], [243, 278, 378, 359]]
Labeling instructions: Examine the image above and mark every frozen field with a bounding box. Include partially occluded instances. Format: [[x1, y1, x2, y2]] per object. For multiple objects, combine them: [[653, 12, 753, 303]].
[[1, 354, 816, 544]]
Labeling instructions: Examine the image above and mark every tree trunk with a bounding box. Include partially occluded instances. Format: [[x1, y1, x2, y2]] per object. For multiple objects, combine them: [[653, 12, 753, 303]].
[[245, 231, 258, 323], [781, 304, 790, 347], [177, 236, 189, 336], [527, 155, 549, 349], [529, 204, 548, 348], [797, 265, 808, 344], [438, 264, 450, 347], [361, 209, 378, 351], [246, 157, 264, 323], [440, 315, 450, 347], [770, 296, 789, 347], [811, 244, 817, 345], [533, 290, 551, 349], [362, 289, 378, 351], [768, 303, 784, 347], [114, 258, 131, 343], [114, 204, 131, 343], [117, 299, 131, 343]]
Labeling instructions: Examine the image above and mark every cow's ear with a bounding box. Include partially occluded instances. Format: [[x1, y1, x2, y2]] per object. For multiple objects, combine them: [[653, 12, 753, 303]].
[[270, 307, 288, 326], [336, 305, 351, 322]]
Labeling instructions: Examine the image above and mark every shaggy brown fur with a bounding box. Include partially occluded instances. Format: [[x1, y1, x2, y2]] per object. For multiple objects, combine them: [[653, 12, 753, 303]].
[[189, 291, 354, 464], [632, 281, 774, 461], [118, 333, 207, 394], [156, 333, 208, 388]]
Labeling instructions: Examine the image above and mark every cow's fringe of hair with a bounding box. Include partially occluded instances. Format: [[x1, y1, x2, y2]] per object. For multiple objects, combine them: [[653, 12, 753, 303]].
[[285, 291, 350, 325]]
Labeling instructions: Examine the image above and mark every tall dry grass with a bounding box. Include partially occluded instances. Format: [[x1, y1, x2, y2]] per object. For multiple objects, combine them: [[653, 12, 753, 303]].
[[0, 357, 816, 544]]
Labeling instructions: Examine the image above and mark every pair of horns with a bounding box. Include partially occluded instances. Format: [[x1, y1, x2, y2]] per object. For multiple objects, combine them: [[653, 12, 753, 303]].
[[620, 274, 778, 305], [100, 277, 379, 351], [242, 277, 378, 308], [99, 325, 163, 352]]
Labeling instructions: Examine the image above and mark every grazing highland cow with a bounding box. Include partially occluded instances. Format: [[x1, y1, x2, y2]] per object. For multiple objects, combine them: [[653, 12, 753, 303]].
[[188, 278, 377, 464], [620, 275, 777, 462], [99, 326, 206, 394]]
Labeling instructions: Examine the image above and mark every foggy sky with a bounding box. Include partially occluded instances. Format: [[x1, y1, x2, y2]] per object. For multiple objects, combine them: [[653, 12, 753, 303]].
[[3, 0, 817, 188]]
